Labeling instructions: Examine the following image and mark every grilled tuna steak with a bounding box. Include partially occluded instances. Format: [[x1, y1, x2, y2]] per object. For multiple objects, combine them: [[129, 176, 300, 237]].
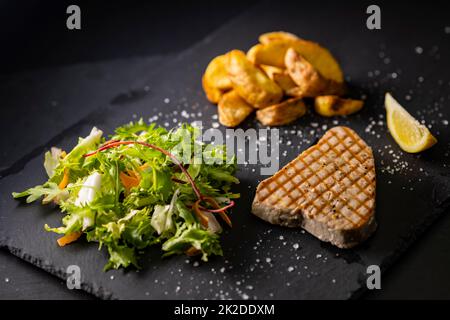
[[252, 126, 376, 248]]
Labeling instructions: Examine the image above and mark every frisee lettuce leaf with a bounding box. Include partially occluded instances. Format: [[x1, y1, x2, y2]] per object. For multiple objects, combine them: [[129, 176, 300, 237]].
[[12, 182, 67, 204], [12, 120, 239, 271]]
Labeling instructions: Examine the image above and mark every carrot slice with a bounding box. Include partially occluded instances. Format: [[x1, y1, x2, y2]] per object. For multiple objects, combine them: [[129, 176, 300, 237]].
[[119, 171, 140, 192], [193, 199, 209, 228], [202, 196, 233, 228], [58, 168, 70, 190], [57, 231, 82, 247]]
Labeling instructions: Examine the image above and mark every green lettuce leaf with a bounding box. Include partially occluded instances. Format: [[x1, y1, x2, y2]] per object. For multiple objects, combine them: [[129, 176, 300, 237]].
[[162, 225, 223, 261], [12, 182, 67, 204], [104, 243, 139, 271]]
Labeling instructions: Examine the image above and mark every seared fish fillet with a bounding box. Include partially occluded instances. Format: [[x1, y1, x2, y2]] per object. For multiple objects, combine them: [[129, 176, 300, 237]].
[[252, 126, 376, 248]]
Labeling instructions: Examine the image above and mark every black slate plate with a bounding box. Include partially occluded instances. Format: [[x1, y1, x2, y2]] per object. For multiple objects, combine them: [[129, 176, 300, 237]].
[[1, 0, 450, 299]]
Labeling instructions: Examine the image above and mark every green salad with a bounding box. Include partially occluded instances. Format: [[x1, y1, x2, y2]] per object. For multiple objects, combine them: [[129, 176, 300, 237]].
[[13, 120, 239, 271]]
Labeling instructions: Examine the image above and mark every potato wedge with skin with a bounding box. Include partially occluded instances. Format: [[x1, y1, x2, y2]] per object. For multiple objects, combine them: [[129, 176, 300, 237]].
[[259, 65, 300, 96], [292, 39, 344, 83], [259, 31, 299, 44], [285, 48, 344, 98], [285, 47, 329, 97], [256, 97, 306, 126], [260, 65, 285, 80], [272, 72, 298, 94], [247, 44, 263, 64], [218, 91, 254, 127], [227, 50, 283, 108], [202, 54, 233, 103], [251, 36, 344, 83], [204, 54, 232, 90], [314, 95, 364, 117], [247, 41, 291, 68], [202, 76, 225, 103]]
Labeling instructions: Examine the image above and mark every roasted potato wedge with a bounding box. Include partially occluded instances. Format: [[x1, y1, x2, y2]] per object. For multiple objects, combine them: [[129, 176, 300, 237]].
[[314, 95, 364, 117], [204, 54, 232, 90], [246, 41, 291, 68], [292, 39, 344, 83], [259, 65, 285, 80], [259, 65, 300, 96], [251, 32, 344, 83], [256, 97, 306, 126], [218, 90, 254, 127], [202, 76, 224, 103], [259, 31, 299, 44], [285, 48, 344, 98], [227, 50, 283, 108], [202, 54, 233, 103], [246, 44, 262, 64], [272, 72, 298, 94]]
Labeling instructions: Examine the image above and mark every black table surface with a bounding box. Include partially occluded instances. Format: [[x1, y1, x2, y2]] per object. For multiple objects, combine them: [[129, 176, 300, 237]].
[[1, 0, 450, 299]]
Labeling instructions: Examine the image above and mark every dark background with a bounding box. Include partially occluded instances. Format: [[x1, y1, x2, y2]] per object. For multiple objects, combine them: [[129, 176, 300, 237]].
[[1, 0, 449, 299]]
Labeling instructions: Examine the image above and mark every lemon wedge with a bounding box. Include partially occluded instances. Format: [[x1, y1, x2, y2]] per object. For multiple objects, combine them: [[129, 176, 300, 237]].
[[385, 92, 437, 153]]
